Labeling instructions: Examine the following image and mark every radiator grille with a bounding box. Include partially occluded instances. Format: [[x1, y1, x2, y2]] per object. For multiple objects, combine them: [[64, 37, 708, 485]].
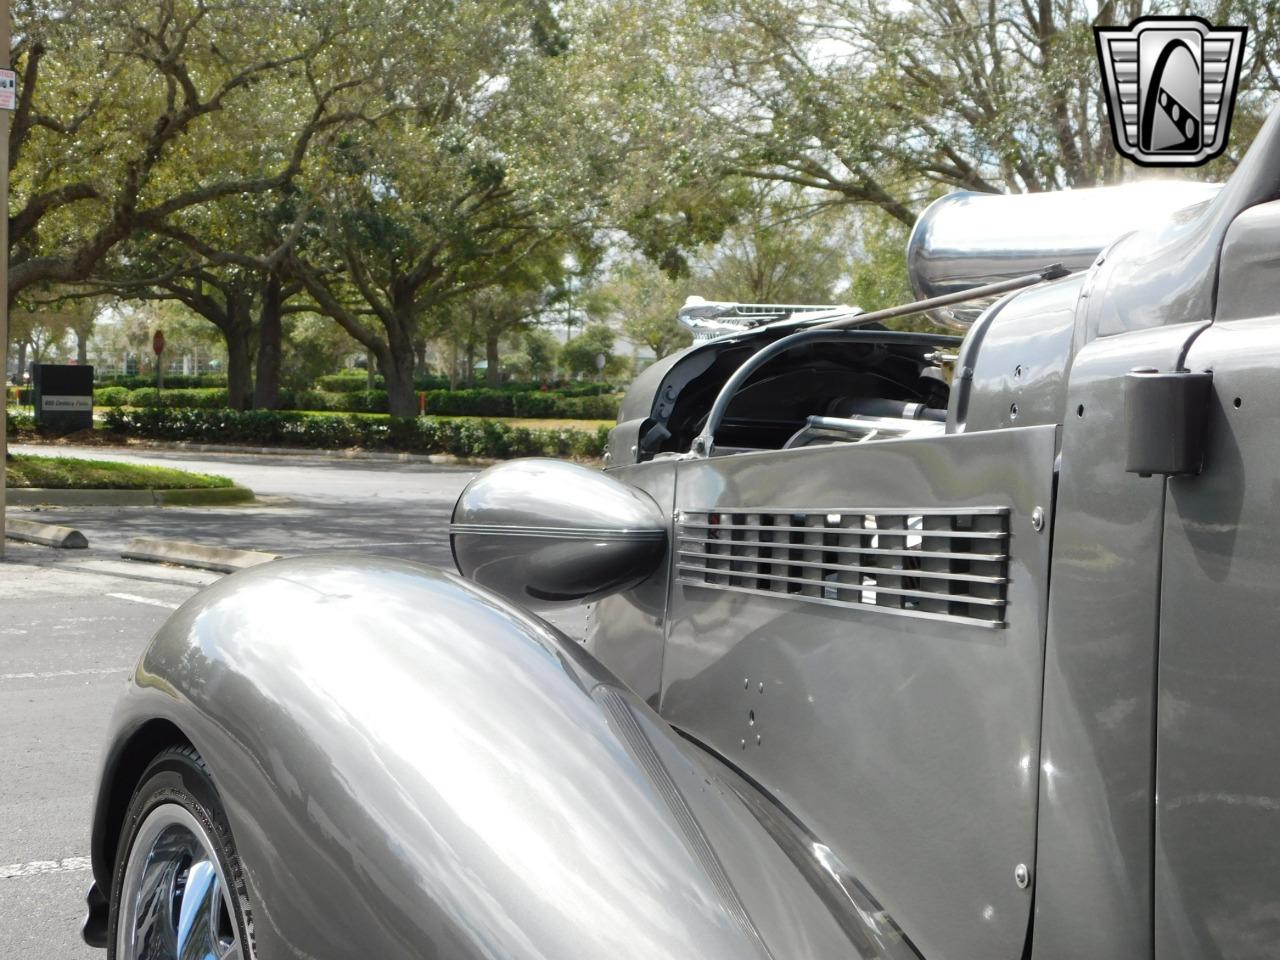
[[676, 507, 1010, 627]]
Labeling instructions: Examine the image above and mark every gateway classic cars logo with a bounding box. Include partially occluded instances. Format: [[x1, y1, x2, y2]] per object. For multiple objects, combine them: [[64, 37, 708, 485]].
[[1096, 16, 1246, 166]]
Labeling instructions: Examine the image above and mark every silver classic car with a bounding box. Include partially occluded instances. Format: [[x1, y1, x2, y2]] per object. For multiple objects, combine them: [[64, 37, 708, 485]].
[[86, 108, 1280, 960]]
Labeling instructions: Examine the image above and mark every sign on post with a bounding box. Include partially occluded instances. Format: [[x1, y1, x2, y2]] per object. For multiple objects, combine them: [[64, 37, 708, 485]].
[[33, 364, 94, 434], [0, 70, 15, 111]]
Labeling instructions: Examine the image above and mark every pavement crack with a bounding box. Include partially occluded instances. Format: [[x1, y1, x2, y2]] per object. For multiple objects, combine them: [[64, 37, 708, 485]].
[[0, 856, 91, 880]]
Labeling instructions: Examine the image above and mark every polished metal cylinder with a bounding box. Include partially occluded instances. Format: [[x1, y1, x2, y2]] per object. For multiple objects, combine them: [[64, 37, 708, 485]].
[[906, 181, 1221, 327]]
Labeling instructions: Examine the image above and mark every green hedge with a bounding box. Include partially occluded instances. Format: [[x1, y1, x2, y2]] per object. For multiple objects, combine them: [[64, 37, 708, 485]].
[[549, 382, 620, 397], [315, 373, 452, 392], [510, 392, 619, 419], [96, 387, 231, 409], [93, 386, 131, 406], [315, 373, 616, 395], [421, 388, 514, 417], [422, 388, 620, 419], [97, 374, 227, 390], [92, 383, 615, 418], [292, 389, 389, 413], [100, 408, 608, 459], [315, 372, 385, 392]]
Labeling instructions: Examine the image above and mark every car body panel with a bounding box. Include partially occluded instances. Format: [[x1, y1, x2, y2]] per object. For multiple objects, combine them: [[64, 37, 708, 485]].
[[89, 555, 916, 960], [661, 424, 1056, 960], [1155, 315, 1280, 960], [589, 459, 678, 706], [1029, 322, 1206, 960], [1083, 106, 1280, 341]]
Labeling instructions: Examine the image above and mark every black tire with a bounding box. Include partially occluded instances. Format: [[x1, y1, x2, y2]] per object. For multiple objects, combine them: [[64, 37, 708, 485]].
[[106, 744, 254, 960]]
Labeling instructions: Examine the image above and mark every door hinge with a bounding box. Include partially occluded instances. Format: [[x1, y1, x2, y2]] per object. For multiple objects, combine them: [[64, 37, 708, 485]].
[[1124, 367, 1213, 477]]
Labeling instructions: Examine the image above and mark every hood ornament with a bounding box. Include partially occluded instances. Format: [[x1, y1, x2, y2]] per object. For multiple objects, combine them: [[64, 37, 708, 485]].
[[677, 296, 856, 340]]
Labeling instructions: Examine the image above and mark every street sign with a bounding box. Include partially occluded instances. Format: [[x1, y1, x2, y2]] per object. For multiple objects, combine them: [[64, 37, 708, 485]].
[[0, 69, 15, 111], [33, 364, 94, 433], [153, 329, 165, 355]]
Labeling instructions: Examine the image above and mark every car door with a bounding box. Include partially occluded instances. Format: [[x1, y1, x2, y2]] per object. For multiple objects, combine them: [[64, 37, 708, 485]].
[[661, 423, 1056, 960], [1154, 200, 1280, 960]]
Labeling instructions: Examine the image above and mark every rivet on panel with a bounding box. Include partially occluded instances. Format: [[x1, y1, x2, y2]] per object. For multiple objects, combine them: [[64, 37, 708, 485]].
[[1014, 864, 1030, 889], [757, 681, 764, 694], [1031, 507, 1045, 533]]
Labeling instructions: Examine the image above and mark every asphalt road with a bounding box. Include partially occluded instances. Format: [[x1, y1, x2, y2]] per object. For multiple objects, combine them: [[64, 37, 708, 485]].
[[1, 445, 483, 957], [10, 443, 479, 563]]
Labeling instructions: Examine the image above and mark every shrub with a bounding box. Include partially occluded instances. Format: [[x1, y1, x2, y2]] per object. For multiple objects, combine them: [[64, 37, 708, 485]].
[[292, 389, 389, 413], [97, 374, 226, 390], [553, 381, 620, 397], [6, 410, 35, 435], [510, 392, 620, 420], [420, 388, 515, 417], [125, 387, 230, 409], [100, 408, 608, 460], [415, 388, 620, 419], [94, 386, 132, 407], [315, 372, 387, 392]]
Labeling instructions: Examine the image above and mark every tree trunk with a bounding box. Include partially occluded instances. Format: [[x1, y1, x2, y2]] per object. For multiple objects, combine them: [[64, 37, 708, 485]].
[[413, 337, 428, 379], [253, 273, 284, 410], [485, 328, 501, 385], [15, 340, 27, 382], [382, 347, 418, 417], [224, 326, 254, 411], [76, 331, 89, 364]]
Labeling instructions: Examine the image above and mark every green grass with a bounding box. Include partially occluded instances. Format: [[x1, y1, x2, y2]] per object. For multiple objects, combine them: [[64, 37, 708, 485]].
[[6, 454, 235, 490]]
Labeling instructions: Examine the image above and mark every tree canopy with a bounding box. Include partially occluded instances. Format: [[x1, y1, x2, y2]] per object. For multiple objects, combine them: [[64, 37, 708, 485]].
[[7, 0, 1274, 394]]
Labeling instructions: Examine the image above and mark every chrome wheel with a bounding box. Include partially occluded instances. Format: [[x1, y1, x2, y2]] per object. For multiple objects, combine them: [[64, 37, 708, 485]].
[[116, 803, 242, 960]]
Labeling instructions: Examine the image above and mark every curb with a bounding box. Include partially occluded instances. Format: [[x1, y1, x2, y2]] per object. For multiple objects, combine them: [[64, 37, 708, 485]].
[[125, 441, 496, 467], [4, 518, 89, 549], [121, 537, 279, 575], [13, 439, 602, 468], [6, 486, 254, 507]]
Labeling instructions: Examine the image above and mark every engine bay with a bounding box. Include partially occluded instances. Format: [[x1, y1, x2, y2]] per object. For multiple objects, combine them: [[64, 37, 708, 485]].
[[615, 323, 959, 463]]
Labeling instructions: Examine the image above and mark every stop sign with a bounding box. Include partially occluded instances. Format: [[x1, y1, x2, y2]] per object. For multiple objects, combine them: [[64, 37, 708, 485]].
[[152, 330, 165, 356]]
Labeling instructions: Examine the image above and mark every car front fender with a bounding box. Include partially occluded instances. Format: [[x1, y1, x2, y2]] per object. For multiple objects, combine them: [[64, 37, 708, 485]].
[[90, 555, 915, 960]]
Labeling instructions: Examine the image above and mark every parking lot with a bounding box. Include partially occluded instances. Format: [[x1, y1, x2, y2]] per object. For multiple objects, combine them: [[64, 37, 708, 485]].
[[0, 447, 479, 957]]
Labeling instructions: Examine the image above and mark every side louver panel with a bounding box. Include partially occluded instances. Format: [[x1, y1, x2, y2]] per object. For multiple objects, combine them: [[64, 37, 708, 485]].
[[676, 506, 1011, 627]]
